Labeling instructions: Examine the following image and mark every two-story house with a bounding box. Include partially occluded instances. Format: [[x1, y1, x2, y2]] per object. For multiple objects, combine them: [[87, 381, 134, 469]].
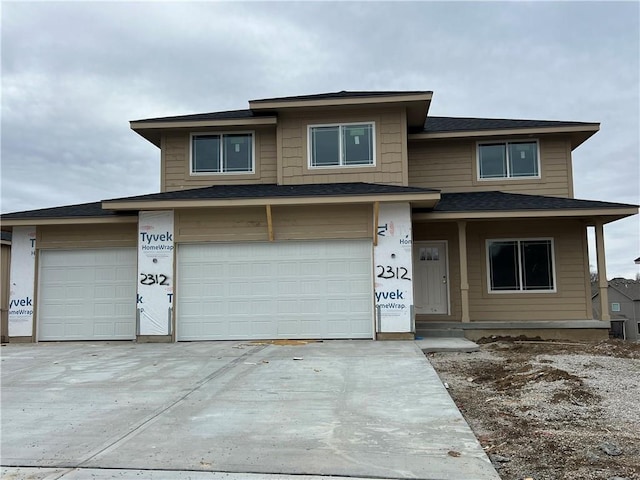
[[2, 90, 637, 343], [592, 278, 640, 341]]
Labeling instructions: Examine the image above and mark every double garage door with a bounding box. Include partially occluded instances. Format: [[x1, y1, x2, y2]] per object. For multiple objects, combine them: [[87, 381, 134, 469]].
[[177, 240, 373, 340], [37, 240, 373, 341]]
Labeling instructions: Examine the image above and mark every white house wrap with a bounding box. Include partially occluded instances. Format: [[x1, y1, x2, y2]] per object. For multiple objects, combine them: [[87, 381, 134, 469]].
[[8, 226, 36, 337], [373, 203, 414, 333], [137, 211, 174, 335]]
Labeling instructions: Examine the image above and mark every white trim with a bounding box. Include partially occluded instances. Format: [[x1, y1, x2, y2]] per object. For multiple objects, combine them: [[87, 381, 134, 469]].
[[485, 237, 557, 294], [611, 302, 621, 312], [476, 139, 541, 181], [307, 121, 376, 169], [189, 131, 256, 175]]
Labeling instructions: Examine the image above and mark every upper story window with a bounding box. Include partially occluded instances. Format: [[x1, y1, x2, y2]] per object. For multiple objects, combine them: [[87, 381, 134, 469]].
[[191, 132, 254, 174], [308, 122, 375, 168], [478, 140, 540, 180], [487, 238, 556, 293], [611, 302, 621, 312]]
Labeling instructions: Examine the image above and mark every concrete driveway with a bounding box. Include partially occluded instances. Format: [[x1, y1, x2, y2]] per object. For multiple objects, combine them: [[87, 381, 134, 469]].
[[1, 341, 499, 480]]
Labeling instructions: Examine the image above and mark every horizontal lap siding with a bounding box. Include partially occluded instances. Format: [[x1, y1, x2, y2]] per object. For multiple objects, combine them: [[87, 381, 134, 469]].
[[280, 108, 406, 186], [408, 137, 572, 197], [37, 224, 137, 249], [176, 205, 372, 243], [466, 219, 590, 321], [162, 127, 277, 192]]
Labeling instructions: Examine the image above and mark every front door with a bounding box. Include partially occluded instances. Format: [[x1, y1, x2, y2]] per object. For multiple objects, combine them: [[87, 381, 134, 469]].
[[414, 241, 449, 314]]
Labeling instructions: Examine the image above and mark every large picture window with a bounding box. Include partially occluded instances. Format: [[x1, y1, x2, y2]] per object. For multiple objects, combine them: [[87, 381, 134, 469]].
[[478, 141, 539, 179], [309, 122, 375, 167], [191, 132, 254, 174], [487, 239, 555, 292]]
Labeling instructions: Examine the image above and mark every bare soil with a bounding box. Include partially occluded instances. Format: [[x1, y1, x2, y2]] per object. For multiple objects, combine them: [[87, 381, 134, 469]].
[[427, 338, 640, 480]]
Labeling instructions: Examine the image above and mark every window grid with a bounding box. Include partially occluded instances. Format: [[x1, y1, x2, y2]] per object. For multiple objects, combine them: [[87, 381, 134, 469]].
[[478, 140, 540, 180], [487, 238, 555, 293], [191, 132, 254, 175]]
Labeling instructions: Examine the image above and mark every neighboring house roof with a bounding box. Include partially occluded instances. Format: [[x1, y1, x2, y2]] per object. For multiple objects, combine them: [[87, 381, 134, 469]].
[[608, 278, 640, 301], [635, 256, 640, 264], [428, 191, 638, 213]]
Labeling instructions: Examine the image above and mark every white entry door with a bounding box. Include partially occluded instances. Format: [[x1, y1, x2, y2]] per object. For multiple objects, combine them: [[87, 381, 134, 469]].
[[413, 241, 449, 314], [176, 240, 373, 340]]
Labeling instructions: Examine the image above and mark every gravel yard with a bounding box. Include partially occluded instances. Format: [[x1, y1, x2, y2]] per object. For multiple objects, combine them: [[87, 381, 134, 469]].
[[428, 339, 640, 480]]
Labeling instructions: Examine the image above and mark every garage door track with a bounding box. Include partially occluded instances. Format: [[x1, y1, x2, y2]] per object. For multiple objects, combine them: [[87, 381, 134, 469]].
[[1, 341, 499, 479]]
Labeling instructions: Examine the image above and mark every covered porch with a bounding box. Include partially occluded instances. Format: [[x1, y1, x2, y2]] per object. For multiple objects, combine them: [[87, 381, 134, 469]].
[[410, 191, 637, 340]]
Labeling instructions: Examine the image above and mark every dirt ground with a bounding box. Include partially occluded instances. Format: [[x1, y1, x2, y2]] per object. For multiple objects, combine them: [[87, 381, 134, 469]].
[[428, 338, 640, 480]]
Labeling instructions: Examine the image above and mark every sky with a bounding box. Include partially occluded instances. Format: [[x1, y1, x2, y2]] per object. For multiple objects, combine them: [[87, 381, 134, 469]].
[[1, 1, 639, 279]]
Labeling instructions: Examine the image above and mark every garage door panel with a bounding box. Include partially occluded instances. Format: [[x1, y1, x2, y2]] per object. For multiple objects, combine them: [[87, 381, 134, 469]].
[[177, 240, 372, 340], [38, 249, 136, 341]]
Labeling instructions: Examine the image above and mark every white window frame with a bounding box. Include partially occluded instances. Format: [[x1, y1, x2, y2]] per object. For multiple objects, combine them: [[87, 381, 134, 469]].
[[611, 302, 621, 312], [485, 237, 557, 294], [190, 131, 255, 175], [307, 121, 376, 169], [476, 139, 541, 181]]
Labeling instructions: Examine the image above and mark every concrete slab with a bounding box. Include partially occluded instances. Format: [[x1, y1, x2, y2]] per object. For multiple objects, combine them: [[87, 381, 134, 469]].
[[0, 467, 388, 480], [1, 341, 499, 480], [415, 338, 481, 353]]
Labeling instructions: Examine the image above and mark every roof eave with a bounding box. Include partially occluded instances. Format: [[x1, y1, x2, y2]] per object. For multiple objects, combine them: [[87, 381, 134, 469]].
[[130, 117, 278, 147], [0, 216, 139, 227], [409, 124, 600, 149], [413, 206, 638, 223], [102, 192, 441, 211]]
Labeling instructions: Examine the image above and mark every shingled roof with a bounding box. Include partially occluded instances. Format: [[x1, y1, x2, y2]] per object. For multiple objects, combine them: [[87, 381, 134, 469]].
[[249, 90, 432, 104], [423, 116, 597, 134], [0, 202, 136, 220], [105, 182, 438, 203], [430, 191, 638, 213]]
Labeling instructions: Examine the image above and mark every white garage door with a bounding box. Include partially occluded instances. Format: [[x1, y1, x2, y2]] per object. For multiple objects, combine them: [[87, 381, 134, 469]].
[[177, 240, 373, 340], [38, 249, 137, 341]]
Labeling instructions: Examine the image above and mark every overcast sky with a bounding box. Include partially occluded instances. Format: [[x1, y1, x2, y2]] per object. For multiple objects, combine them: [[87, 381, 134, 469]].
[[1, 1, 639, 278]]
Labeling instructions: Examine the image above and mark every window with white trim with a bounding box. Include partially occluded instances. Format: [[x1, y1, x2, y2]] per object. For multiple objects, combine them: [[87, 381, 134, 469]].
[[478, 141, 540, 179], [191, 132, 254, 174], [611, 302, 621, 312], [487, 239, 555, 292], [309, 122, 375, 167]]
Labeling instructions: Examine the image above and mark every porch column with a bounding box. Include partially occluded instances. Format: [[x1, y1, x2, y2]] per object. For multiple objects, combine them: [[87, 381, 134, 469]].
[[595, 220, 610, 321], [457, 220, 470, 322]]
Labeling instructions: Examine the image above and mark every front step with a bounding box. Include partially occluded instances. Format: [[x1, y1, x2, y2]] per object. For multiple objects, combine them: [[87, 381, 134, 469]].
[[416, 327, 465, 338]]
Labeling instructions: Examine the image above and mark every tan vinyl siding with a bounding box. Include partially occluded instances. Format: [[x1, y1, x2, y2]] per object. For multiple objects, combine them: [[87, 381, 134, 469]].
[[466, 219, 589, 321], [413, 222, 461, 321], [37, 224, 138, 249], [408, 137, 573, 197], [271, 205, 372, 240], [279, 108, 406, 186], [176, 205, 372, 243], [176, 208, 269, 243], [162, 126, 277, 192]]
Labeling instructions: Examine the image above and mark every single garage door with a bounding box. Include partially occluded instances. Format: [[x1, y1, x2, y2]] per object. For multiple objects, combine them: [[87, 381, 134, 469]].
[[38, 249, 137, 341], [177, 240, 373, 340]]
